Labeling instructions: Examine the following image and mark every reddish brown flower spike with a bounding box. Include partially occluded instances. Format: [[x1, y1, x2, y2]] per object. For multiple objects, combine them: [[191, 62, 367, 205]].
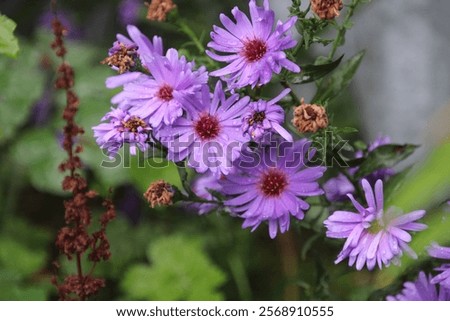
[[311, 0, 343, 20]]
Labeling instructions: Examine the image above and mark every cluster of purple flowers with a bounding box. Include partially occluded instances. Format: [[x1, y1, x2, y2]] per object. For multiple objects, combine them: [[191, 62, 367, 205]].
[[93, 1, 443, 292], [94, 0, 321, 239]]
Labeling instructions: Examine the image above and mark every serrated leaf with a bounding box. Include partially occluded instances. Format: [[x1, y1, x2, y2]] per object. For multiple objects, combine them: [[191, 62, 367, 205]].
[[0, 15, 19, 58], [121, 235, 226, 300], [291, 55, 344, 84], [312, 51, 365, 103], [355, 144, 418, 179]]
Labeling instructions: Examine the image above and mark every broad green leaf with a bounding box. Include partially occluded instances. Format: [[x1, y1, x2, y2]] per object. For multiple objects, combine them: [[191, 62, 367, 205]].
[[0, 237, 47, 278], [121, 235, 226, 300], [312, 51, 365, 104], [386, 142, 450, 212], [290, 55, 344, 84], [0, 14, 19, 58], [355, 144, 418, 179], [0, 43, 45, 144], [9, 128, 67, 195], [375, 142, 450, 286]]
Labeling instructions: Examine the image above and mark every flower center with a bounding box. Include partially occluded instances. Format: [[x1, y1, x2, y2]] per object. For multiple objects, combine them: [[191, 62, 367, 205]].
[[195, 114, 220, 140], [260, 169, 288, 197], [304, 106, 317, 120], [157, 84, 174, 101], [243, 38, 267, 62], [122, 116, 146, 133], [248, 111, 266, 125]]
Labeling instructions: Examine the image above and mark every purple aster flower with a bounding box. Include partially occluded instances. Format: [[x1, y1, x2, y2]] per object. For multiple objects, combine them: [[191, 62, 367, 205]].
[[118, 0, 141, 26], [206, 0, 300, 89], [187, 173, 223, 215], [242, 89, 293, 142], [386, 271, 450, 301], [324, 179, 427, 270], [92, 107, 151, 157], [220, 139, 325, 238], [428, 243, 450, 289], [110, 48, 208, 128], [159, 81, 250, 176], [323, 174, 355, 202]]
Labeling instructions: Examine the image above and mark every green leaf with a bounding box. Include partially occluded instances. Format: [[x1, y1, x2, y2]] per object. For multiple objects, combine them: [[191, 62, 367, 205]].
[[312, 51, 365, 104], [291, 55, 344, 84], [0, 237, 47, 278], [375, 142, 450, 286], [9, 128, 67, 195], [0, 43, 45, 144], [386, 142, 450, 212], [121, 235, 226, 300], [355, 144, 418, 179], [0, 15, 19, 58]]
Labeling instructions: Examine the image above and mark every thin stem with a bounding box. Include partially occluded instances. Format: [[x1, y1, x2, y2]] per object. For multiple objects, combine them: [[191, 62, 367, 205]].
[[177, 19, 205, 53], [328, 0, 360, 60]]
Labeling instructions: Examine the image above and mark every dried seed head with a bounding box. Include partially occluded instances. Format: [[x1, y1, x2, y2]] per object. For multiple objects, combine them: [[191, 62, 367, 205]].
[[144, 180, 174, 208], [311, 0, 343, 20], [292, 98, 329, 133], [145, 0, 177, 22]]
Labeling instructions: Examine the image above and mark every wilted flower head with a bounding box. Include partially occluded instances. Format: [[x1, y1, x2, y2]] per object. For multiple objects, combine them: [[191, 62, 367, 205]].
[[207, 0, 300, 89], [311, 0, 343, 20], [386, 271, 450, 301], [110, 49, 208, 128], [92, 107, 151, 157], [221, 138, 325, 238], [103, 25, 163, 76], [292, 99, 329, 133], [428, 243, 450, 289], [324, 179, 427, 270], [159, 81, 250, 176], [242, 89, 293, 142], [144, 180, 175, 207], [145, 0, 177, 22]]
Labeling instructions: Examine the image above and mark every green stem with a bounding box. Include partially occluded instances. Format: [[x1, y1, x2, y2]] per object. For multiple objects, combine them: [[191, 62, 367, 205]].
[[328, 0, 361, 60], [177, 19, 205, 53]]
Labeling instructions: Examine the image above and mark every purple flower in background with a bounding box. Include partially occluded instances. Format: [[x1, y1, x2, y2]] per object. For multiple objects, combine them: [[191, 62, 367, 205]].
[[324, 179, 427, 270], [159, 81, 250, 176], [357, 135, 395, 185], [386, 272, 450, 301], [110, 49, 208, 128], [118, 0, 141, 26], [428, 243, 450, 289], [92, 107, 151, 157], [221, 139, 325, 239], [38, 10, 82, 39], [207, 0, 299, 89], [323, 174, 355, 202], [323, 135, 394, 202], [187, 173, 223, 215], [242, 89, 292, 142]]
